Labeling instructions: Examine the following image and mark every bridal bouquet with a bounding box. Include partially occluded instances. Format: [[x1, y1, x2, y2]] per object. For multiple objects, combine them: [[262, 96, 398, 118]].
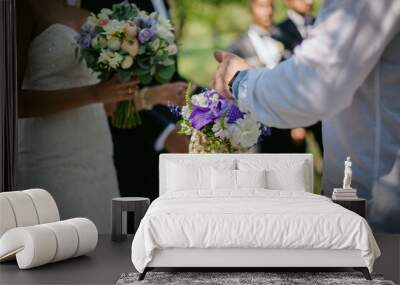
[[77, 1, 177, 128], [171, 86, 270, 153]]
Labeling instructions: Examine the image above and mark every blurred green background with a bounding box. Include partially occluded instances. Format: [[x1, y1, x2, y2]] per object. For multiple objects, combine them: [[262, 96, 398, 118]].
[[171, 0, 324, 86], [170, 0, 324, 193]]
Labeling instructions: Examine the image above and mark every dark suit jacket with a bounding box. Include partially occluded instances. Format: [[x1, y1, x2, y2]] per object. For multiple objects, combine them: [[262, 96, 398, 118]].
[[274, 18, 305, 55]]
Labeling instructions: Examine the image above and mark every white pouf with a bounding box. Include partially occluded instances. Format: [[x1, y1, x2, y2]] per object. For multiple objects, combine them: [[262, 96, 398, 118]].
[[23, 189, 60, 223], [0, 189, 98, 269], [0, 196, 17, 237]]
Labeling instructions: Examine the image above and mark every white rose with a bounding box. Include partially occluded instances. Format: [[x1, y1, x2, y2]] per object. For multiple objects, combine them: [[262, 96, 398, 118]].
[[191, 93, 208, 107], [210, 93, 219, 102], [98, 50, 123, 70], [91, 36, 107, 49], [100, 8, 112, 15], [108, 52, 123, 69], [167, 44, 178, 55], [98, 50, 111, 64], [157, 16, 173, 31], [107, 37, 121, 51], [98, 37, 108, 48], [121, 55, 134, 69], [156, 25, 175, 43], [103, 20, 125, 36], [91, 37, 99, 49], [121, 39, 139, 57], [181, 106, 190, 120], [98, 8, 112, 19], [212, 119, 231, 140], [149, 38, 161, 51], [87, 14, 98, 27], [230, 115, 261, 149]]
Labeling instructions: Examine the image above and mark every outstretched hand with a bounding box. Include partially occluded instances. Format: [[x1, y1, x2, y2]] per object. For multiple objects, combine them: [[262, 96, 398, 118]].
[[146, 82, 191, 107], [93, 77, 139, 104], [213, 51, 251, 98]]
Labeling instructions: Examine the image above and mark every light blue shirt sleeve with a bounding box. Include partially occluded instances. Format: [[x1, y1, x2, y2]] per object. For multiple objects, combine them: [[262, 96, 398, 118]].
[[232, 70, 249, 100]]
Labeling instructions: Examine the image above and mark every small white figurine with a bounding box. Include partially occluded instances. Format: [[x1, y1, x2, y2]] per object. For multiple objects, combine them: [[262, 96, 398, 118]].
[[343, 157, 352, 189]]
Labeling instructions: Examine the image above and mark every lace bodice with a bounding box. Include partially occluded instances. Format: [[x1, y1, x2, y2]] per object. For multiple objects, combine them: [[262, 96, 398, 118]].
[[23, 24, 99, 90]]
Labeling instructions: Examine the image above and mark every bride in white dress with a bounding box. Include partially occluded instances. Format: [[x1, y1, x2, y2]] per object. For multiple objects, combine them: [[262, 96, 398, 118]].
[[17, 0, 186, 233]]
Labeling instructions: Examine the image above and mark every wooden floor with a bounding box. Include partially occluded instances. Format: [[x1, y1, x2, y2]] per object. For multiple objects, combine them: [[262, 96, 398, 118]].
[[0, 235, 134, 285]]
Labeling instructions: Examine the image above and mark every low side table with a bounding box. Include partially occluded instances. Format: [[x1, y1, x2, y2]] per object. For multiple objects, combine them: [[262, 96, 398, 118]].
[[332, 198, 366, 218], [112, 197, 150, 242]]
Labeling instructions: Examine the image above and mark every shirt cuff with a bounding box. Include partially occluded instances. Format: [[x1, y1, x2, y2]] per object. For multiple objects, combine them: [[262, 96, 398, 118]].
[[232, 70, 249, 100], [154, 124, 176, 152]]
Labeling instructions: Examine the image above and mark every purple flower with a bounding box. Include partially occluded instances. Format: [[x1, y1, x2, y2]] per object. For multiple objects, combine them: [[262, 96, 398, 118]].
[[77, 24, 96, 49], [227, 104, 244, 123], [134, 16, 156, 29], [189, 98, 230, 130], [261, 125, 272, 136], [168, 104, 181, 118], [258, 125, 272, 143], [189, 105, 216, 129], [138, 28, 155, 44], [78, 33, 92, 48]]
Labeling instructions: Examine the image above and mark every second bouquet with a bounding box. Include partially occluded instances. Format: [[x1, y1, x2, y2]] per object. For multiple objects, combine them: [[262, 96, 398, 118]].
[[77, 1, 177, 128], [172, 86, 271, 153]]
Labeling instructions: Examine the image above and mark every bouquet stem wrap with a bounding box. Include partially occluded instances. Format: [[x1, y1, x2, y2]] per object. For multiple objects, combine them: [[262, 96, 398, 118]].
[[189, 130, 232, 153], [112, 99, 141, 128]]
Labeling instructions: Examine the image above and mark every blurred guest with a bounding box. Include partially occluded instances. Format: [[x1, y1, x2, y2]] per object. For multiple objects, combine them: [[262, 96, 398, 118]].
[[275, 0, 315, 58], [229, 0, 306, 154], [229, 0, 283, 68], [274, 0, 323, 153]]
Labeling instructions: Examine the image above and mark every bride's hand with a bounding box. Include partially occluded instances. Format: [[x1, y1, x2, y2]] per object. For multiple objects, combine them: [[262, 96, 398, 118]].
[[91, 77, 139, 104], [143, 82, 189, 108]]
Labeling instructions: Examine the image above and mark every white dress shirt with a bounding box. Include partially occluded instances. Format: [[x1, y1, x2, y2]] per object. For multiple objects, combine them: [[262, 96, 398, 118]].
[[247, 25, 282, 69], [235, 0, 400, 232]]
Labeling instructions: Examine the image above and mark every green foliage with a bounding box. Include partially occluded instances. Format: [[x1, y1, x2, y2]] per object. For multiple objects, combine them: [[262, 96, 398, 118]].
[[110, 1, 139, 20], [116, 69, 134, 82], [185, 81, 192, 112], [203, 125, 233, 153], [177, 119, 192, 135], [155, 64, 176, 83]]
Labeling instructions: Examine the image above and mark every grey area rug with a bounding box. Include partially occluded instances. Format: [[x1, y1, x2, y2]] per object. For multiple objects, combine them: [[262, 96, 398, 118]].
[[117, 272, 395, 285]]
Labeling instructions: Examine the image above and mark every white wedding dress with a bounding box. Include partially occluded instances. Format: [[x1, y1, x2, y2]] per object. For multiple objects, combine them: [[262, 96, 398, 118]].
[[17, 24, 119, 234]]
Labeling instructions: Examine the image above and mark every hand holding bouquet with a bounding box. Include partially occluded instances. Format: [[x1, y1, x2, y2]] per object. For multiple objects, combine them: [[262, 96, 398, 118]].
[[77, 1, 177, 128], [172, 86, 271, 153]]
